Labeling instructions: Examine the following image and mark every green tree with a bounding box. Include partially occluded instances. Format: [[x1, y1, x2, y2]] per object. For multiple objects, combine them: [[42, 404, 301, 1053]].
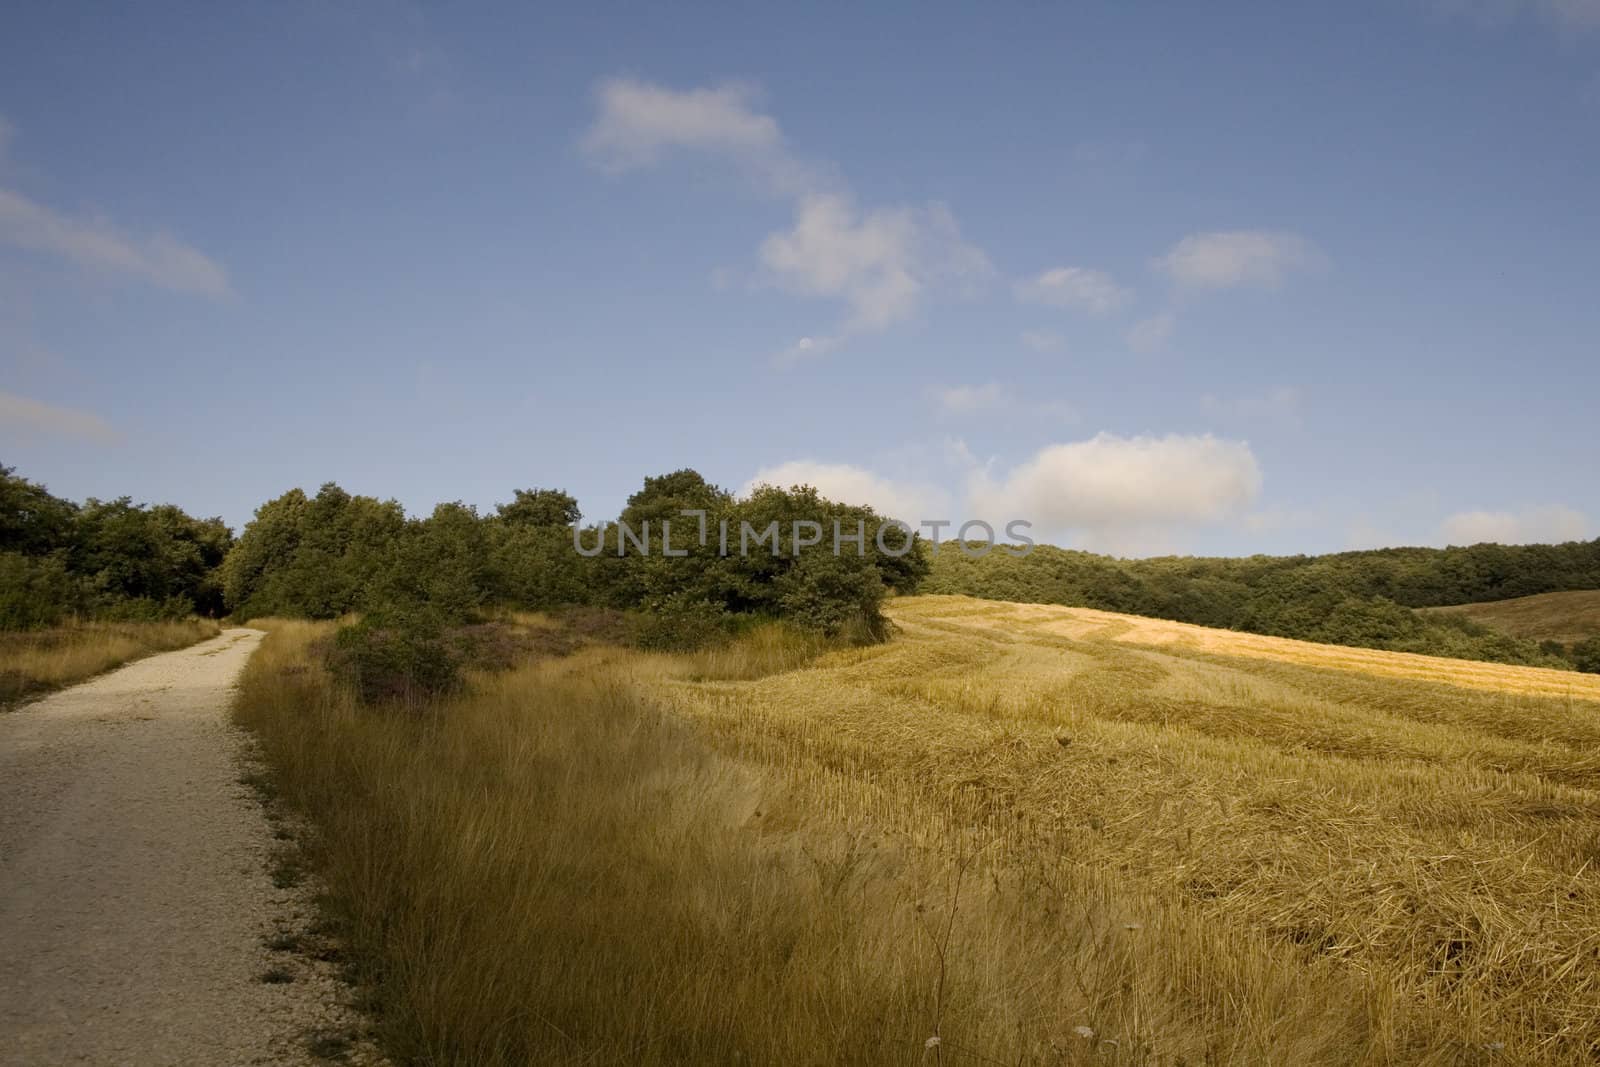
[[0, 465, 77, 556], [496, 488, 581, 528]]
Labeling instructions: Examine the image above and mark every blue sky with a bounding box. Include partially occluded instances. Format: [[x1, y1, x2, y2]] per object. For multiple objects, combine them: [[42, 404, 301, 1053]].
[[1, 1, 1597, 556]]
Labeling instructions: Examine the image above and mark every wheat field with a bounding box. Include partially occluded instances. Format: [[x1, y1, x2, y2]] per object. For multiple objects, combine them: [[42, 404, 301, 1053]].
[[643, 596, 1600, 1060], [238, 597, 1600, 1064]]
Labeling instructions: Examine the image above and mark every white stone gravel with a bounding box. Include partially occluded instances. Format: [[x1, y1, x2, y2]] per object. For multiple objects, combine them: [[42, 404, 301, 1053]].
[[0, 628, 380, 1066]]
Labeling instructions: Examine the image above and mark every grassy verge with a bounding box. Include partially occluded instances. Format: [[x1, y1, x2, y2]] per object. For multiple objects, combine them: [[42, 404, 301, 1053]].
[[0, 617, 221, 706], [233, 616, 1485, 1066]]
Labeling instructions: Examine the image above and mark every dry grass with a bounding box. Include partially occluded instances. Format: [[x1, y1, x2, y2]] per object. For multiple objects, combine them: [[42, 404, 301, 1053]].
[[1420, 590, 1600, 647], [938, 597, 1600, 701], [0, 617, 221, 706], [235, 597, 1600, 1065]]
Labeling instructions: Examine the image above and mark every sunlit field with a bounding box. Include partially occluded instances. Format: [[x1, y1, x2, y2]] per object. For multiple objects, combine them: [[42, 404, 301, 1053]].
[[238, 596, 1600, 1065], [0, 618, 221, 706]]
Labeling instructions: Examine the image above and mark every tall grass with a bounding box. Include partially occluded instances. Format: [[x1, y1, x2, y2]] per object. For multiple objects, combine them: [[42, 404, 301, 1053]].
[[0, 617, 220, 705], [234, 617, 1492, 1066]]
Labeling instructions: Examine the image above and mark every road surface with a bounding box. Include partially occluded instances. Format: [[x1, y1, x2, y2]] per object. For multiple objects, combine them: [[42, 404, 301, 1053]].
[[0, 628, 370, 1066]]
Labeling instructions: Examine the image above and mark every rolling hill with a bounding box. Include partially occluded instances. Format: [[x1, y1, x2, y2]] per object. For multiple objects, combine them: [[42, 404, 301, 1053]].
[[1420, 589, 1600, 647]]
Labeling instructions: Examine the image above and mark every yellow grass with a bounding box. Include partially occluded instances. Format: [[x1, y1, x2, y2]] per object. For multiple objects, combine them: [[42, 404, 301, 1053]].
[[931, 596, 1600, 701], [237, 597, 1600, 1064], [1421, 590, 1600, 647], [0, 618, 221, 705]]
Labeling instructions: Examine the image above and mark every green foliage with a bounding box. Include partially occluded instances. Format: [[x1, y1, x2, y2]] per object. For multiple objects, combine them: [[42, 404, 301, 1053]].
[[329, 612, 463, 707], [487, 523, 591, 609], [222, 483, 405, 619], [589, 475, 926, 642], [495, 487, 581, 528], [630, 592, 731, 651], [0, 551, 83, 629], [924, 540, 1600, 669], [0, 465, 231, 627], [1571, 637, 1600, 675], [362, 502, 496, 625], [0, 465, 77, 556]]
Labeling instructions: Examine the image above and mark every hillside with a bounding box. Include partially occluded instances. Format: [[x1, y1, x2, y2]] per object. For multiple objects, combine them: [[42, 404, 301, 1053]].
[[923, 538, 1600, 671], [1420, 589, 1600, 647]]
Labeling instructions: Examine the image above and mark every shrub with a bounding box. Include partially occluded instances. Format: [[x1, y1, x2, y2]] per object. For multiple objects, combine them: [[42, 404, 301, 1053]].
[[328, 613, 463, 707], [0, 551, 83, 629], [631, 592, 730, 651]]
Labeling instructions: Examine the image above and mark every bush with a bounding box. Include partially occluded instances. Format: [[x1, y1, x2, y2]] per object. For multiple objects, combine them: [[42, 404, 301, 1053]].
[[328, 613, 463, 707], [0, 551, 83, 629], [631, 593, 730, 651]]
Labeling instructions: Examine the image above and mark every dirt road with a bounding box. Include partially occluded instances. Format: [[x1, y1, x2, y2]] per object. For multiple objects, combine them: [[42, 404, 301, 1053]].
[[0, 628, 364, 1066]]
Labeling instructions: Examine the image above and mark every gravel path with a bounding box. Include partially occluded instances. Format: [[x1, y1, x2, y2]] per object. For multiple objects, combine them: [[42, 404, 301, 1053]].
[[0, 628, 373, 1066]]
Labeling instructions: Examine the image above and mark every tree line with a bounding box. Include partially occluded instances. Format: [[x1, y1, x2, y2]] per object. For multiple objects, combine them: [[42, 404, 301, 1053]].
[[1, 465, 231, 629], [922, 539, 1600, 672], [5, 461, 1598, 674]]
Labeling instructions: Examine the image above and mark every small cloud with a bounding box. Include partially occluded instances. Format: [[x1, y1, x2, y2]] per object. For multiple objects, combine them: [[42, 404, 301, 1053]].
[[1015, 266, 1130, 314], [1438, 506, 1592, 545], [579, 77, 818, 194], [0, 187, 230, 297], [930, 383, 1009, 415], [1127, 310, 1175, 353], [743, 459, 951, 522], [969, 432, 1262, 549], [760, 193, 991, 333], [581, 78, 780, 169], [0, 390, 120, 443], [1155, 230, 1320, 289], [1021, 329, 1065, 353], [585, 78, 991, 358]]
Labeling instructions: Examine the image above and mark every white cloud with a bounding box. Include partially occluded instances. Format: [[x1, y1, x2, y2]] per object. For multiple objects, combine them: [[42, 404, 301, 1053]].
[[760, 193, 990, 332], [930, 383, 1009, 415], [969, 433, 1262, 542], [580, 77, 821, 198], [1126, 310, 1175, 352], [1438, 506, 1592, 545], [743, 460, 951, 522], [0, 390, 119, 443], [1014, 266, 1130, 314], [581, 78, 780, 170], [582, 78, 989, 355], [1021, 329, 1065, 352], [0, 187, 230, 297], [1156, 230, 1319, 289]]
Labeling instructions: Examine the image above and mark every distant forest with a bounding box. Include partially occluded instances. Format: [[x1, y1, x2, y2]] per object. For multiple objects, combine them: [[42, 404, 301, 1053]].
[[4, 463, 1598, 673], [924, 540, 1600, 672]]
